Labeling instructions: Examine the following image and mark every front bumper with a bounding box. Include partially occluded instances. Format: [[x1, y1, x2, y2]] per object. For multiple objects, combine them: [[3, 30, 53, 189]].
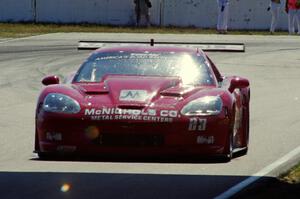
[[35, 112, 231, 156]]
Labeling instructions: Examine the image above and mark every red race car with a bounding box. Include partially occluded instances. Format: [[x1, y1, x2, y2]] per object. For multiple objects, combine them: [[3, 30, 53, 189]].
[[35, 41, 250, 161]]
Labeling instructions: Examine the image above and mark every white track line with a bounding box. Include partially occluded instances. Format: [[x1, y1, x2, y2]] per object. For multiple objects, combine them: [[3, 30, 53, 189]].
[[214, 145, 300, 199]]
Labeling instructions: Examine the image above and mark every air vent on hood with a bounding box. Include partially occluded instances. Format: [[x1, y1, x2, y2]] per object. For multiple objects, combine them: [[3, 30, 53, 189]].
[[160, 91, 182, 97], [84, 90, 109, 95], [160, 85, 197, 97], [75, 83, 109, 95], [117, 104, 146, 110]]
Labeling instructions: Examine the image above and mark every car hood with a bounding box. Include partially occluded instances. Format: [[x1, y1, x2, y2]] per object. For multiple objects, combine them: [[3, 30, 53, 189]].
[[73, 75, 216, 108]]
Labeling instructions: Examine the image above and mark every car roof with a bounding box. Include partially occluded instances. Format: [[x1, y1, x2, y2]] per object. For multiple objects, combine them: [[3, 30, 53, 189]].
[[94, 45, 204, 54]]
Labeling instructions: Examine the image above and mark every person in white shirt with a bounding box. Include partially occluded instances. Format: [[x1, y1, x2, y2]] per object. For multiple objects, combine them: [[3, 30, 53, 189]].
[[268, 0, 281, 34], [217, 0, 230, 34]]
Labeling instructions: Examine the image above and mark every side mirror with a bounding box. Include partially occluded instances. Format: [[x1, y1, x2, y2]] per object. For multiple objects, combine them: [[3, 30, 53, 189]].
[[228, 77, 249, 93], [42, 75, 60, 86]]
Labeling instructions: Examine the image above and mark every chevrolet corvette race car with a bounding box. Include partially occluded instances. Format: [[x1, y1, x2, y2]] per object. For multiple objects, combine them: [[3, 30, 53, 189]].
[[34, 41, 250, 161]]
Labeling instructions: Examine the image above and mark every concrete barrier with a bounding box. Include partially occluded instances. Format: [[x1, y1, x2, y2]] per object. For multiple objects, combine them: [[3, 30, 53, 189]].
[[0, 0, 34, 22], [0, 0, 290, 30], [35, 0, 133, 25], [162, 0, 288, 30]]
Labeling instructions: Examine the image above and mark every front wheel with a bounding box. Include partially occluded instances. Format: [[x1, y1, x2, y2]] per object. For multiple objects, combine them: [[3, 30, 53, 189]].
[[37, 152, 59, 160], [222, 132, 233, 162], [221, 105, 236, 162], [236, 147, 248, 157], [237, 104, 250, 157]]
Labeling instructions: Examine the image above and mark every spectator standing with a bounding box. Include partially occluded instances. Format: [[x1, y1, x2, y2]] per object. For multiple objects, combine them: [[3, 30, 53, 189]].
[[285, 0, 300, 34], [268, 0, 281, 34], [134, 0, 152, 27], [217, 0, 230, 34]]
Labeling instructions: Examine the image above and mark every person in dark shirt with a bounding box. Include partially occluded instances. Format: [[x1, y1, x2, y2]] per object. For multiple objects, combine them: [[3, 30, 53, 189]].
[[134, 0, 152, 26]]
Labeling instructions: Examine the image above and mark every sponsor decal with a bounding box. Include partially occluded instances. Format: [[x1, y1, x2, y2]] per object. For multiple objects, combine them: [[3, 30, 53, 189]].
[[85, 107, 156, 116], [56, 145, 76, 152], [46, 132, 62, 141], [119, 90, 148, 102], [84, 107, 179, 123], [197, 136, 214, 144]]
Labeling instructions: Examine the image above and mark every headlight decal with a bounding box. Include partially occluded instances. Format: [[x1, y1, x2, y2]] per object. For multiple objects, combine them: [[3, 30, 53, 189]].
[[43, 93, 81, 114], [181, 96, 223, 116]]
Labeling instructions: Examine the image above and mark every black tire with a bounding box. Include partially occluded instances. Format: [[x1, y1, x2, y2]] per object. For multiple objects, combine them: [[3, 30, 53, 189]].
[[238, 109, 249, 156], [221, 104, 236, 162], [222, 132, 233, 162], [37, 152, 56, 160], [238, 103, 250, 157], [236, 147, 248, 157]]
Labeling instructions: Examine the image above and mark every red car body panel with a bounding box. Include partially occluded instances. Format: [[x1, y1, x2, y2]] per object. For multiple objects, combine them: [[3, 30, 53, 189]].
[[35, 46, 250, 159]]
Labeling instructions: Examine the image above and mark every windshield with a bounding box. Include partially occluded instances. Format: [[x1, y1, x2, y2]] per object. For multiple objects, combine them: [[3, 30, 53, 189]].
[[74, 51, 216, 85]]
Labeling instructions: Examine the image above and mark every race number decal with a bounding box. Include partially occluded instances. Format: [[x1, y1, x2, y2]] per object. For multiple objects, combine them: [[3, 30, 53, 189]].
[[188, 118, 207, 131]]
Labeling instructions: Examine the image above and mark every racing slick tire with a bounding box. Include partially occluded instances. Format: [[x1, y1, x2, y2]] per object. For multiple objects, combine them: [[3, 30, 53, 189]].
[[220, 105, 236, 162], [221, 132, 234, 162], [236, 106, 250, 157], [37, 152, 57, 160]]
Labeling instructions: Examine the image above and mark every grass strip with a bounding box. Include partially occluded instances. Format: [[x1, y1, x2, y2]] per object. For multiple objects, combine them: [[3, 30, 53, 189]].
[[280, 162, 300, 184], [233, 162, 300, 199], [0, 22, 291, 38]]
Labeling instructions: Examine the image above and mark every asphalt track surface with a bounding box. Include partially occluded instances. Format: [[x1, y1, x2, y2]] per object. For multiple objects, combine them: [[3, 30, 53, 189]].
[[0, 33, 300, 199]]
